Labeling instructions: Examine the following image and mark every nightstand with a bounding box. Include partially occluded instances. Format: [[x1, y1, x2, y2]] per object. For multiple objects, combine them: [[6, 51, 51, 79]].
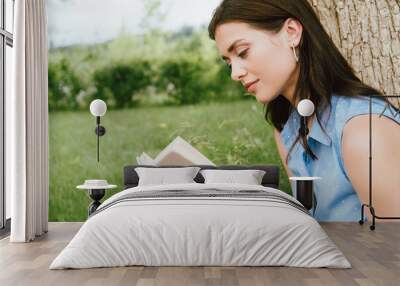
[[77, 180, 117, 217], [289, 177, 321, 211]]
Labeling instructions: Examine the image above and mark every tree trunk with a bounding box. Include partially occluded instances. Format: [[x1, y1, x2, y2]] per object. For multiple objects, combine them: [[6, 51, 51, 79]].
[[309, 0, 400, 108]]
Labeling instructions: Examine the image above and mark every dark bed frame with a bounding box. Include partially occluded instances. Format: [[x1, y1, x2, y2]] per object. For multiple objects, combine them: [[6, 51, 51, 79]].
[[123, 165, 280, 190]]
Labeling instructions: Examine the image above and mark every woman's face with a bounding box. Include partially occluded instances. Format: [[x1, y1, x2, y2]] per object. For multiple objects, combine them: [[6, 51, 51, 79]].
[[214, 21, 300, 104]]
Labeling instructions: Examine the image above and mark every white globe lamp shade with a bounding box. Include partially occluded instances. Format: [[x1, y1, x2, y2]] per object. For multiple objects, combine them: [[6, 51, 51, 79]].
[[90, 99, 107, 117], [297, 99, 315, 117]]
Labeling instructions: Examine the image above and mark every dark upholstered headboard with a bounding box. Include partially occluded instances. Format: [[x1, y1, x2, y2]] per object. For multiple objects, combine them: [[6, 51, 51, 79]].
[[123, 165, 280, 190]]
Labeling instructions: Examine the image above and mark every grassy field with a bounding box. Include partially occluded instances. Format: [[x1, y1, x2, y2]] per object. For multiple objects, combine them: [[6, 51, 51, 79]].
[[49, 100, 292, 221]]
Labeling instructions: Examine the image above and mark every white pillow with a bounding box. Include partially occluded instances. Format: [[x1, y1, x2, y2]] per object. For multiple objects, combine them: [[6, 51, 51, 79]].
[[135, 167, 201, 186], [200, 169, 266, 185]]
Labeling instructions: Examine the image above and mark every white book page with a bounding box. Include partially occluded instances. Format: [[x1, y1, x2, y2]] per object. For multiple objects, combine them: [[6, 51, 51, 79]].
[[155, 136, 215, 166], [136, 152, 156, 165]]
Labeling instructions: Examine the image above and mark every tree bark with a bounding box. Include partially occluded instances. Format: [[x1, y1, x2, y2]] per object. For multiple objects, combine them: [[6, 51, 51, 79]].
[[309, 0, 400, 108]]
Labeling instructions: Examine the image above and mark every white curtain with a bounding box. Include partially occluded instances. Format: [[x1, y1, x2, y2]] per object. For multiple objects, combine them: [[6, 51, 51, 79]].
[[6, 0, 49, 242]]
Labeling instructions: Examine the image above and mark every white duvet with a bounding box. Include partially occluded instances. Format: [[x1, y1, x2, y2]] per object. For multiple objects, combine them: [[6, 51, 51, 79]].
[[49, 183, 351, 269]]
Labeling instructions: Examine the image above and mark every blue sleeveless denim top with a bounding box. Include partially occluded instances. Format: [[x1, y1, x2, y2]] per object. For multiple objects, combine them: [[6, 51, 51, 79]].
[[280, 94, 400, 221]]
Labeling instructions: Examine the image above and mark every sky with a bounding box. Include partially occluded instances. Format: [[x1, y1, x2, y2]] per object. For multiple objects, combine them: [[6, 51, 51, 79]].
[[47, 0, 221, 47]]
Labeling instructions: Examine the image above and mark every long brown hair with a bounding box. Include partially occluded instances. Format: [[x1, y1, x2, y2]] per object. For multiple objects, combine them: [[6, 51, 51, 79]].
[[208, 0, 397, 164]]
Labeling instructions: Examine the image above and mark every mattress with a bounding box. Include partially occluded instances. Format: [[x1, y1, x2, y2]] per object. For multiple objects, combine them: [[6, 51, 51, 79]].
[[49, 183, 351, 269]]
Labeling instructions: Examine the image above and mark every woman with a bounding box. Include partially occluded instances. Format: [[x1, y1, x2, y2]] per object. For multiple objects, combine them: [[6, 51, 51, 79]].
[[208, 0, 400, 221]]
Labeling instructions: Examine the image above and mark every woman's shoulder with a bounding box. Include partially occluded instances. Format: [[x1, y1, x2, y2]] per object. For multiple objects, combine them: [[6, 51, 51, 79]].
[[333, 93, 400, 183], [328, 94, 400, 156], [333, 93, 388, 113], [332, 94, 400, 133], [280, 93, 399, 147]]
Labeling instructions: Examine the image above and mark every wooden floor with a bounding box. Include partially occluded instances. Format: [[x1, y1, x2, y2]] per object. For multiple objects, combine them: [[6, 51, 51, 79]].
[[0, 222, 399, 286]]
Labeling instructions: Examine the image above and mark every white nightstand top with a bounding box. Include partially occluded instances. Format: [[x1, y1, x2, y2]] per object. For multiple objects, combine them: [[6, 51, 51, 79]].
[[77, 179, 117, 190], [289, 176, 322, 181], [76, 185, 117, 190]]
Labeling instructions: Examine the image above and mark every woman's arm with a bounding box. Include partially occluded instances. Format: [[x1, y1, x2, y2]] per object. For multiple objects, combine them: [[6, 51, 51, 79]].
[[341, 114, 400, 217]]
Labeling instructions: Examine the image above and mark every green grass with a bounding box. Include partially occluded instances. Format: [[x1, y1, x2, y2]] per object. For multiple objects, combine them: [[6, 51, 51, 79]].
[[49, 100, 292, 221]]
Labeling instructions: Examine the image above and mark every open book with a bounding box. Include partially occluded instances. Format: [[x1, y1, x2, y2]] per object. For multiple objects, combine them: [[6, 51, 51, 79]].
[[136, 136, 215, 166]]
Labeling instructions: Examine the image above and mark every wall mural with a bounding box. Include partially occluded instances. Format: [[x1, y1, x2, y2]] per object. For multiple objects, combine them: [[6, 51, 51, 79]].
[[47, 0, 400, 224], [48, 0, 285, 221]]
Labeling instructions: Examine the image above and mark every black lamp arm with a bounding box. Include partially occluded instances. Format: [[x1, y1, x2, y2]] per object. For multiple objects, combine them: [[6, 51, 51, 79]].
[[94, 116, 106, 162]]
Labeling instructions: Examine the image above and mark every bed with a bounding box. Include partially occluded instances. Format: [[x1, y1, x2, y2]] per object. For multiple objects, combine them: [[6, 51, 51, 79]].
[[49, 164, 351, 269]]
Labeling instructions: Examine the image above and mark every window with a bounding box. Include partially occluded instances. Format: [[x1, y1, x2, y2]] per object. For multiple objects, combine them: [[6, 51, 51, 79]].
[[1, 0, 14, 232]]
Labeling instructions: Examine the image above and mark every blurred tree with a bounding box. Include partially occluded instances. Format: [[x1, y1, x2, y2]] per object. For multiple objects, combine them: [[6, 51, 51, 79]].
[[92, 60, 153, 108], [159, 56, 218, 105], [140, 0, 166, 32], [48, 58, 84, 111]]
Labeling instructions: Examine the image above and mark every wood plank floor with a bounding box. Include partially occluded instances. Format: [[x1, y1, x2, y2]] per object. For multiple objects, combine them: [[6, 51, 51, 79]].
[[0, 222, 399, 286]]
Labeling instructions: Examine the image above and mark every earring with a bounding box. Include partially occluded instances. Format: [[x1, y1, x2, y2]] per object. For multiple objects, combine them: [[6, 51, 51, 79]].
[[292, 42, 299, 62]]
